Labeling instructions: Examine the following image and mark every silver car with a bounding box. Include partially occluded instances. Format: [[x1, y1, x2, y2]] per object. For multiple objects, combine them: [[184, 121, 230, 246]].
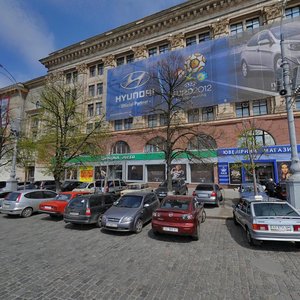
[[240, 22, 300, 77], [1, 189, 57, 217], [192, 183, 223, 207], [233, 198, 300, 247], [102, 192, 160, 233]]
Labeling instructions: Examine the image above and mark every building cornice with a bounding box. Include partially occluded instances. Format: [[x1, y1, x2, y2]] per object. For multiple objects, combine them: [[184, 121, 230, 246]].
[[40, 0, 277, 71]]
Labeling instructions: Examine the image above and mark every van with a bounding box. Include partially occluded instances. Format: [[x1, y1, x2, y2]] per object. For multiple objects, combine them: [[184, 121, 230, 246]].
[[64, 193, 117, 227]]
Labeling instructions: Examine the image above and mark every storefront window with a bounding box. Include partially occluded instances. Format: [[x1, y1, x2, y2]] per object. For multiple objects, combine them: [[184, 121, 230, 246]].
[[171, 164, 186, 180], [190, 164, 213, 183], [147, 165, 165, 182], [94, 166, 107, 179], [229, 163, 242, 184], [109, 165, 122, 179], [128, 165, 143, 181]]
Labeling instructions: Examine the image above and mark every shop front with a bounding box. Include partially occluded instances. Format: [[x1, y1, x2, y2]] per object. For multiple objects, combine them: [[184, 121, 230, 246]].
[[217, 145, 296, 186]]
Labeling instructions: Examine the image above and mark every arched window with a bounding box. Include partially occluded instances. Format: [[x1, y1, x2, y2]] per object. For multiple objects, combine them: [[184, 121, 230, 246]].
[[188, 134, 217, 150], [237, 129, 275, 147], [144, 137, 166, 153], [111, 141, 130, 154]]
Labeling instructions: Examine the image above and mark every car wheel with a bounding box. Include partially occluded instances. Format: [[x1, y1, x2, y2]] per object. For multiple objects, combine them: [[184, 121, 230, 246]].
[[246, 227, 254, 246], [21, 207, 33, 218], [97, 214, 103, 228], [201, 210, 206, 223], [135, 219, 143, 234], [192, 222, 200, 241], [233, 213, 238, 225], [241, 60, 249, 77]]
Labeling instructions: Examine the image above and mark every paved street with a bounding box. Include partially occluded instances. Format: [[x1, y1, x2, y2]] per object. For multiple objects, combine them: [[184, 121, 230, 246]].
[[1, 194, 300, 300]]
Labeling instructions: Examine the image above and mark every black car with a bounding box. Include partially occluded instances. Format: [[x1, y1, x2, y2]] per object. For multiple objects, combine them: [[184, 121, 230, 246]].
[[33, 180, 57, 191], [155, 179, 188, 201], [61, 180, 83, 192], [64, 193, 117, 227]]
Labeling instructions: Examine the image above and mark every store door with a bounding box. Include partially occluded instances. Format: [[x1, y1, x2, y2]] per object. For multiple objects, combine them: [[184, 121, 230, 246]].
[[256, 163, 274, 186]]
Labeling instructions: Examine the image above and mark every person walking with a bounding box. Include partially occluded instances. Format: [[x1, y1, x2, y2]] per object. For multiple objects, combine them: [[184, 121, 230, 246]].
[[266, 178, 276, 197]]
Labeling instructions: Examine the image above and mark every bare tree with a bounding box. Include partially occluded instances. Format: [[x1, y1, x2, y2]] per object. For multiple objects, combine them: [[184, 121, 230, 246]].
[[146, 53, 218, 193], [33, 74, 109, 190]]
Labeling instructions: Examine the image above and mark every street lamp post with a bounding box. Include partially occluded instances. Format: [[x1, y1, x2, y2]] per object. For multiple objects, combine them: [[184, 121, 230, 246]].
[[279, 3, 300, 209], [0, 64, 23, 191]]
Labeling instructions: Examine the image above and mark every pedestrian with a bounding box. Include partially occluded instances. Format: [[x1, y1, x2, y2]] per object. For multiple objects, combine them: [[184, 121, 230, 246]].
[[266, 178, 276, 197]]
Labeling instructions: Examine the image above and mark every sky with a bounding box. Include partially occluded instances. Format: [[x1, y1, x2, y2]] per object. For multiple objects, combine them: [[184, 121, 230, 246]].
[[0, 0, 186, 88]]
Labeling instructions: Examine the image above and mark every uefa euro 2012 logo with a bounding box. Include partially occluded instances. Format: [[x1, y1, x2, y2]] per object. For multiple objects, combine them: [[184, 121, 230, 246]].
[[176, 53, 207, 82]]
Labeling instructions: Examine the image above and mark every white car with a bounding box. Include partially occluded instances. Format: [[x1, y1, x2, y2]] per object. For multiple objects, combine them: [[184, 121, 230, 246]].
[[120, 183, 153, 196]]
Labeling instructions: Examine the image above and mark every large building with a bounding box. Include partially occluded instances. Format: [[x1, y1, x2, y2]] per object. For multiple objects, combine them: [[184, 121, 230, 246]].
[[1, 0, 300, 187]]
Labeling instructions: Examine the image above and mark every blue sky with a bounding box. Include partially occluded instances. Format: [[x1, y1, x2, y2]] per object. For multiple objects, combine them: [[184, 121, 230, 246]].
[[0, 0, 185, 87]]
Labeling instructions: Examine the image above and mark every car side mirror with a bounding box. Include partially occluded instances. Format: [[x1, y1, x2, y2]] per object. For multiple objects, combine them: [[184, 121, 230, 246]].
[[144, 203, 150, 208]]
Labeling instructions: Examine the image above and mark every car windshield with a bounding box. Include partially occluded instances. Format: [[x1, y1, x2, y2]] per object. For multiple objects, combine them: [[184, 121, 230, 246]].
[[271, 26, 300, 40], [115, 195, 142, 208], [68, 197, 87, 208], [253, 203, 299, 217], [77, 182, 89, 188], [56, 194, 72, 201], [161, 199, 190, 210], [159, 180, 180, 187], [196, 185, 213, 191]]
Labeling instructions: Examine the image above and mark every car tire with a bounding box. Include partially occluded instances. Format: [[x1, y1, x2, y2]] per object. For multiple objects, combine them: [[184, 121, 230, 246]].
[[135, 219, 143, 234], [192, 222, 200, 241], [21, 207, 33, 218], [97, 214, 103, 228], [201, 210, 206, 223], [246, 227, 254, 246], [233, 213, 238, 225], [241, 60, 249, 77]]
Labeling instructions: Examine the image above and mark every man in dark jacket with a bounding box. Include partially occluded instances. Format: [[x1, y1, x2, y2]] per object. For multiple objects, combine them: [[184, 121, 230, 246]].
[[266, 178, 276, 197]]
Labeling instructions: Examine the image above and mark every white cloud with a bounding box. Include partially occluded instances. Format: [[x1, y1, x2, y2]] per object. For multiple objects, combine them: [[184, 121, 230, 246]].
[[0, 0, 55, 70]]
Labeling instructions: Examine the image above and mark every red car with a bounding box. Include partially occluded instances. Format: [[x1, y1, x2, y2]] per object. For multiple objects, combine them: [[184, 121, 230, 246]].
[[39, 191, 92, 217], [152, 195, 205, 240]]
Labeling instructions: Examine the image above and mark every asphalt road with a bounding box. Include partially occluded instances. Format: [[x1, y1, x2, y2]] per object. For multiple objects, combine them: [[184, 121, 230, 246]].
[[1, 200, 300, 300]]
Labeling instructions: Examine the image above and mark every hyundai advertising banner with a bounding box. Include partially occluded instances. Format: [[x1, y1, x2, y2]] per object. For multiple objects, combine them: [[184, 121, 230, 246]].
[[106, 18, 300, 121]]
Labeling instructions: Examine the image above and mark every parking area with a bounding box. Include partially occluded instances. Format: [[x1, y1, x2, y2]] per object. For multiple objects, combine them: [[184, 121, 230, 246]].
[[1, 196, 300, 300]]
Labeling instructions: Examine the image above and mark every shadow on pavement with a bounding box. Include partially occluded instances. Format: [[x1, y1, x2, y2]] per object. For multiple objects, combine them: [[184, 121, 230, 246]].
[[64, 223, 97, 231], [100, 228, 133, 237], [40, 215, 63, 222], [225, 218, 300, 252], [147, 228, 194, 243]]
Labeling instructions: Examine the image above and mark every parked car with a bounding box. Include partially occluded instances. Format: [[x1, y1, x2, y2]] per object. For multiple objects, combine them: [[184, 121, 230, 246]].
[[64, 193, 117, 227], [39, 191, 92, 218], [240, 23, 300, 77], [61, 180, 83, 192], [74, 179, 127, 194], [33, 180, 57, 191], [238, 183, 268, 200], [233, 198, 300, 246], [0, 190, 12, 210], [120, 182, 153, 196], [102, 192, 160, 233], [192, 183, 223, 207], [155, 179, 188, 201], [152, 195, 205, 240], [1, 190, 58, 217]]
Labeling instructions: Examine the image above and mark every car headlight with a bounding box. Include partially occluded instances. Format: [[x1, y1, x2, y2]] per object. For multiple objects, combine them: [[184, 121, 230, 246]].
[[121, 216, 133, 223]]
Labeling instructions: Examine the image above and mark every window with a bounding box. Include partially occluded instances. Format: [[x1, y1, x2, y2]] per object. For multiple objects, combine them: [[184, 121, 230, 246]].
[[159, 44, 169, 54], [231, 18, 260, 35], [237, 129, 275, 147], [128, 165, 143, 181], [190, 164, 214, 183], [235, 102, 250, 117], [95, 102, 102, 115], [199, 32, 210, 42], [159, 114, 167, 126], [89, 66, 96, 77], [88, 85, 95, 97], [147, 165, 165, 182], [145, 137, 166, 153], [246, 18, 260, 31], [253, 99, 267, 116], [188, 109, 199, 123], [126, 54, 134, 64], [148, 47, 157, 57], [87, 104, 94, 117], [188, 134, 217, 150], [114, 120, 123, 131], [86, 123, 93, 133], [148, 115, 157, 127], [230, 22, 243, 35], [124, 118, 133, 130], [116, 57, 125, 66], [186, 36, 197, 47], [111, 141, 130, 154], [97, 63, 104, 75], [94, 122, 101, 132], [97, 83, 103, 95], [148, 44, 169, 57], [65, 71, 78, 83], [202, 106, 214, 121], [285, 6, 300, 19], [116, 54, 134, 65]]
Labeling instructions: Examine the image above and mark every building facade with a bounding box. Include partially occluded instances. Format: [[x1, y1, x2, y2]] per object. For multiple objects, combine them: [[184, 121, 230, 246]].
[[1, 0, 300, 187]]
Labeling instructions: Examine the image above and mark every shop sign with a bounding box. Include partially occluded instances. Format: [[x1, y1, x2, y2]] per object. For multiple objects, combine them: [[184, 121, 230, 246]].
[[79, 166, 93, 182], [218, 163, 229, 184]]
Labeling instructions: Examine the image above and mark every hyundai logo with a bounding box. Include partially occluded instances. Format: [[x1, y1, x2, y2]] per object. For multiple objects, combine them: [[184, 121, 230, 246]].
[[121, 71, 150, 89]]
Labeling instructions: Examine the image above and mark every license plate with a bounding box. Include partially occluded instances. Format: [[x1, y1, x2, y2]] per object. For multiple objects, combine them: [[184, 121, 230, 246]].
[[4, 204, 10, 208], [69, 212, 79, 216], [159, 193, 166, 197], [44, 206, 52, 209], [163, 227, 178, 232], [106, 222, 118, 228], [270, 225, 292, 232]]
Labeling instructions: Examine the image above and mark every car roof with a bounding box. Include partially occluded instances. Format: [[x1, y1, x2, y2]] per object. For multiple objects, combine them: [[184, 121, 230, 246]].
[[59, 191, 90, 195], [164, 195, 194, 201], [242, 198, 287, 204], [121, 191, 154, 196]]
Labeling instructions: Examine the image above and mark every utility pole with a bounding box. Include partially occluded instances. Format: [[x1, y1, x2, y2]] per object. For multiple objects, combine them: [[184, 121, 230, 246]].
[[279, 2, 300, 209]]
